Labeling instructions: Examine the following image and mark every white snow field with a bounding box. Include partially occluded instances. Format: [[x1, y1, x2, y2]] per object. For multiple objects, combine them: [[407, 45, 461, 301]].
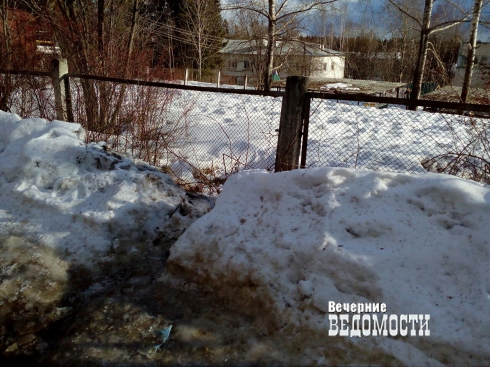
[[157, 85, 477, 184], [168, 168, 490, 365]]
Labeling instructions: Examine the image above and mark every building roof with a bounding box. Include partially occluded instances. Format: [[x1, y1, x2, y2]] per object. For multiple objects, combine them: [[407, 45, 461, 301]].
[[273, 77, 407, 95], [459, 42, 490, 56], [421, 85, 490, 104], [220, 39, 343, 57]]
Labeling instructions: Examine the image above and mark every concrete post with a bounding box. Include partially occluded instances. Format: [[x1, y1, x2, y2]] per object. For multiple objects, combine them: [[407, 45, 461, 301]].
[[50, 58, 69, 121]]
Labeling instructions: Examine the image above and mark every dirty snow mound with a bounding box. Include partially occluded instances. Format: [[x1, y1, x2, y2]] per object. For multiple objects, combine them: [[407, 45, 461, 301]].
[[0, 111, 212, 266], [167, 168, 490, 365]]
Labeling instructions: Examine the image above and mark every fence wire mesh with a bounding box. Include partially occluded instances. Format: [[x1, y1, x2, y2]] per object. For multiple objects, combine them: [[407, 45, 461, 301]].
[[157, 89, 281, 190], [1, 74, 55, 119], [68, 79, 282, 192], [4, 69, 490, 189], [305, 98, 490, 184]]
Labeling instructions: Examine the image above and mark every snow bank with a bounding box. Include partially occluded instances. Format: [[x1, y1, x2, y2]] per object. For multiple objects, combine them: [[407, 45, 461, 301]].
[[0, 111, 211, 265], [168, 167, 490, 365]]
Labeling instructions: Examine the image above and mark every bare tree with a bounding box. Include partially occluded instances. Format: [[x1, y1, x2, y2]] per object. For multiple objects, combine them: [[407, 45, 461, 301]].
[[225, 0, 337, 91], [181, 0, 224, 78], [388, 0, 469, 106], [461, 0, 484, 103]]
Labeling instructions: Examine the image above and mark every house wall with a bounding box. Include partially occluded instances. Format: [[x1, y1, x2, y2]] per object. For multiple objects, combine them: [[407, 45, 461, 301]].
[[220, 50, 346, 84], [452, 43, 490, 87], [310, 56, 345, 78]]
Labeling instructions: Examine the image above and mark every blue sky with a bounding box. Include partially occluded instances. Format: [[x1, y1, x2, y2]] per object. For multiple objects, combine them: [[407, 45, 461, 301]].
[[222, 0, 490, 41]]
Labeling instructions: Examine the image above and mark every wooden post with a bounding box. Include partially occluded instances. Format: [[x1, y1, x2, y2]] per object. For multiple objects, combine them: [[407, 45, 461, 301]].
[[50, 58, 69, 121], [217, 71, 221, 88], [274, 76, 308, 172], [300, 96, 311, 169], [244, 74, 248, 90], [184, 68, 188, 85]]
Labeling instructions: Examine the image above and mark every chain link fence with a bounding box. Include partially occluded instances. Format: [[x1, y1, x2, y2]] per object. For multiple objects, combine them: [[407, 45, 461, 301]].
[[157, 89, 282, 190], [305, 97, 490, 184], [0, 73, 55, 120], [64, 77, 282, 192], [3, 69, 489, 189]]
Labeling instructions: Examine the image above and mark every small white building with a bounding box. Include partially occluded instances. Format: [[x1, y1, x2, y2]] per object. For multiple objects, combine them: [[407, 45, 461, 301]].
[[219, 39, 345, 86], [453, 42, 490, 87]]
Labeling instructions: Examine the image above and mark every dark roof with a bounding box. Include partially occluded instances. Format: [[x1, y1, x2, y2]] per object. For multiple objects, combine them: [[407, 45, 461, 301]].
[[220, 39, 343, 57], [422, 86, 490, 104]]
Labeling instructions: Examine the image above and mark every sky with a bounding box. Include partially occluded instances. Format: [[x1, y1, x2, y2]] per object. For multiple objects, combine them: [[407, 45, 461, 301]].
[[1, 80, 489, 364], [221, 0, 490, 41]]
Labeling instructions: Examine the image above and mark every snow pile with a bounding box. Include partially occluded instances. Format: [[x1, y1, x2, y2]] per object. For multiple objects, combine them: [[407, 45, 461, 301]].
[[168, 167, 490, 365], [0, 111, 211, 266]]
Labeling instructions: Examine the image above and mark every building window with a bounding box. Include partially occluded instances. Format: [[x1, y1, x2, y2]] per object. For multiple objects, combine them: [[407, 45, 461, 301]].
[[229, 61, 237, 69], [331, 63, 335, 71], [243, 61, 250, 69], [323, 63, 328, 71]]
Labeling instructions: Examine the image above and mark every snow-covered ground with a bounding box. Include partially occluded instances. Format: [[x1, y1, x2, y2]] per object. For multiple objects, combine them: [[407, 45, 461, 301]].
[[154, 84, 478, 184], [1, 89, 489, 365]]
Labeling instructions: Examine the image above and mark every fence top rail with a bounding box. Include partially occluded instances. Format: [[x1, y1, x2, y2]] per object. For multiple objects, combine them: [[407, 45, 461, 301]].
[[0, 69, 51, 77], [66, 73, 285, 98], [307, 91, 490, 113]]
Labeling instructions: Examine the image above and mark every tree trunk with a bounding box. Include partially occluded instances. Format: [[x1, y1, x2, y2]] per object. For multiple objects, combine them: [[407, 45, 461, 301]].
[[461, 0, 483, 103], [264, 0, 276, 92], [0, 1, 12, 111], [97, 0, 105, 59], [410, 0, 433, 109], [125, 0, 139, 75]]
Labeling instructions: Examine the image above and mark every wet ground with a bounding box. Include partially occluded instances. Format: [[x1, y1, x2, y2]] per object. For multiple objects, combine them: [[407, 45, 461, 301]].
[[0, 236, 302, 366], [0, 236, 407, 367]]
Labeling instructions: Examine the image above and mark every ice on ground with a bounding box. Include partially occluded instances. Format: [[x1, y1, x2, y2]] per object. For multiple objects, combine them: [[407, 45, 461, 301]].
[[168, 167, 490, 365]]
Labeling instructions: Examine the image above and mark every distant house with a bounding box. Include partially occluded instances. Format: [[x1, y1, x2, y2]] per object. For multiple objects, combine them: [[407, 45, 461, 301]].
[[0, 7, 58, 70], [219, 39, 345, 86], [453, 42, 490, 87]]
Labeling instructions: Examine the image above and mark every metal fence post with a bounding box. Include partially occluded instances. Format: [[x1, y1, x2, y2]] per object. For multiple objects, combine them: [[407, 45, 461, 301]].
[[244, 74, 248, 90], [184, 68, 188, 85], [50, 58, 69, 121], [300, 95, 311, 169], [217, 71, 221, 88], [275, 76, 308, 172], [63, 74, 74, 122]]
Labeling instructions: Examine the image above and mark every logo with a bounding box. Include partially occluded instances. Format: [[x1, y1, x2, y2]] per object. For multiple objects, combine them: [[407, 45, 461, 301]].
[[328, 302, 430, 337]]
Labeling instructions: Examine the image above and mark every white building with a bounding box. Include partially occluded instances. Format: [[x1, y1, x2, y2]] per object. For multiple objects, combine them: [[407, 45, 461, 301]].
[[453, 42, 490, 87], [219, 39, 345, 86]]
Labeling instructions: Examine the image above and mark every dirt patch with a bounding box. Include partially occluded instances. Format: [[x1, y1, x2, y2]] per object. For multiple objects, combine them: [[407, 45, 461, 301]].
[[0, 236, 301, 366], [0, 236, 402, 366]]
